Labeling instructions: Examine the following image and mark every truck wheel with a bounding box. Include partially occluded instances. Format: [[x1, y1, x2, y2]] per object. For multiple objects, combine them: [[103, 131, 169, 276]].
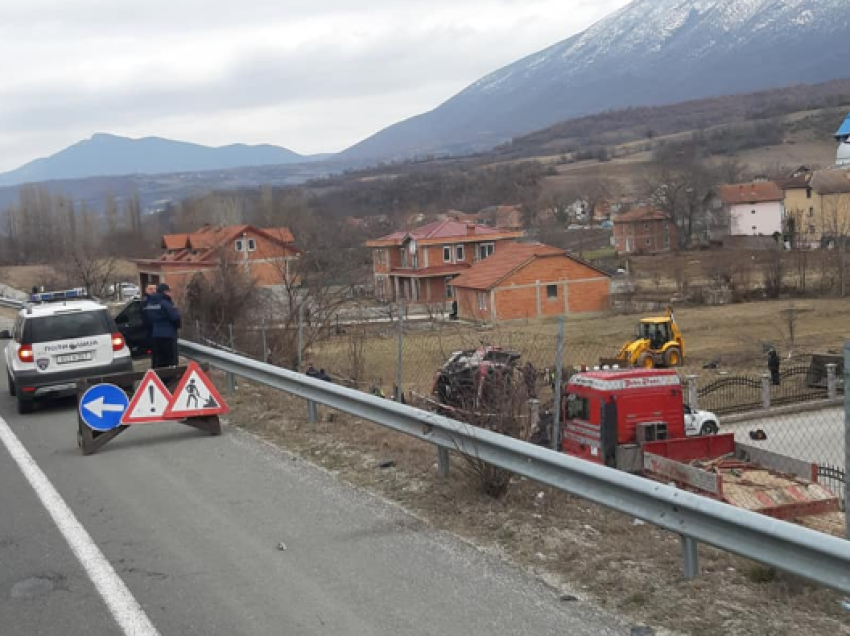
[[700, 421, 719, 436], [7, 371, 15, 397], [16, 395, 33, 415], [664, 347, 682, 367], [637, 353, 655, 369]]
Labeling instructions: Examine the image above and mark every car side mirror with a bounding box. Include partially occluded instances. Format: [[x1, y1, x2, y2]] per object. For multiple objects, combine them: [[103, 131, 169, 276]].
[[0, 330, 11, 339]]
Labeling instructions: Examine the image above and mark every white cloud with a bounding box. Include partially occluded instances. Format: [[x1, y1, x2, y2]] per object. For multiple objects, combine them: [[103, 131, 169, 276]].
[[0, 0, 630, 171]]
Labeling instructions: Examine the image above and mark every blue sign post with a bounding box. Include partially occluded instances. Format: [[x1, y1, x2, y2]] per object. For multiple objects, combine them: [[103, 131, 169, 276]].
[[79, 384, 129, 431]]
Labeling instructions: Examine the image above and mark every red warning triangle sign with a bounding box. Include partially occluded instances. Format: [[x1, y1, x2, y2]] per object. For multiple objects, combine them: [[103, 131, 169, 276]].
[[121, 370, 173, 424], [163, 362, 229, 419]]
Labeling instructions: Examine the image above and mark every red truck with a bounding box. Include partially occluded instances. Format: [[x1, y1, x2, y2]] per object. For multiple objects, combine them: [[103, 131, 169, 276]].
[[562, 368, 844, 535]]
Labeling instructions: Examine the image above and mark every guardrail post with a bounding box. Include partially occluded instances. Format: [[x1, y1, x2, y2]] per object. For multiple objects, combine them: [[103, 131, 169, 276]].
[[761, 373, 771, 410], [227, 324, 237, 392], [195, 319, 201, 343], [307, 399, 317, 424], [437, 447, 450, 478], [827, 363, 838, 400], [686, 375, 699, 409], [261, 318, 268, 363], [680, 535, 699, 580]]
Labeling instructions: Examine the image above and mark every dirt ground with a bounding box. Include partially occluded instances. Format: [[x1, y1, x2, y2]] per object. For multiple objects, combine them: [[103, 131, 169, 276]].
[[223, 381, 850, 636]]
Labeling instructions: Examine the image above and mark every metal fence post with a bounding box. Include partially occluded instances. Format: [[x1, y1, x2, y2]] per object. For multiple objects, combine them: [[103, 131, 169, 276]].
[[827, 363, 838, 400], [261, 318, 268, 363], [761, 373, 771, 410], [227, 324, 237, 392], [395, 302, 404, 402], [551, 317, 565, 451], [297, 303, 304, 372], [680, 535, 699, 579], [437, 447, 450, 478], [687, 375, 699, 409], [844, 342, 850, 540]]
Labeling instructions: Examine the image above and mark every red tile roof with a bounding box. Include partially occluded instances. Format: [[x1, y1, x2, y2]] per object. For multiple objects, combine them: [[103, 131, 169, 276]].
[[450, 243, 565, 290], [158, 224, 295, 263], [719, 182, 783, 205], [614, 206, 669, 224], [368, 219, 520, 246]]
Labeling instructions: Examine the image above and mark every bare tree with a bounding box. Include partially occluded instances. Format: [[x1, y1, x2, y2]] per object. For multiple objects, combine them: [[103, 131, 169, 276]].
[[644, 155, 718, 248], [66, 249, 119, 298]]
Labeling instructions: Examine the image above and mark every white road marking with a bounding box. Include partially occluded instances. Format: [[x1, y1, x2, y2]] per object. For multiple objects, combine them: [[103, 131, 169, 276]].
[[0, 415, 160, 636]]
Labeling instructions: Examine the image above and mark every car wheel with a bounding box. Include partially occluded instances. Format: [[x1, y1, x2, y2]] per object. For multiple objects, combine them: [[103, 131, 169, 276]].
[[701, 421, 719, 436], [16, 395, 34, 415], [7, 370, 15, 397]]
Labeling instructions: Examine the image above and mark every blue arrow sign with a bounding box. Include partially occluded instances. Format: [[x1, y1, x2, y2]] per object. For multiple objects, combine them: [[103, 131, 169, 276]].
[[79, 384, 129, 431]]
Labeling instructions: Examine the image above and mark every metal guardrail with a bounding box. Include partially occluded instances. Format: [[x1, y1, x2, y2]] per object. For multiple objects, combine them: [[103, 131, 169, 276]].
[[179, 339, 850, 595]]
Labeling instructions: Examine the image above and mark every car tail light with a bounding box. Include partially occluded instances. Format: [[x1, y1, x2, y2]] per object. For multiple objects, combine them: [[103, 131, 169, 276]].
[[111, 333, 126, 352], [18, 345, 33, 363]]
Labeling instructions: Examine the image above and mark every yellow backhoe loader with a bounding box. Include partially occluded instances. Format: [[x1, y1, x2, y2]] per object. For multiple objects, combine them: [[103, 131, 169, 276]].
[[603, 306, 685, 369]]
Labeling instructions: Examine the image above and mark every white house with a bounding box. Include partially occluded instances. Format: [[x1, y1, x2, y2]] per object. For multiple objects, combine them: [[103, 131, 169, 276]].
[[719, 181, 785, 236]]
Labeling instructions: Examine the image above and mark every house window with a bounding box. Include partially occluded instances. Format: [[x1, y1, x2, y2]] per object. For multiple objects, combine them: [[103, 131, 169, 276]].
[[643, 223, 649, 230], [645, 238, 651, 246], [808, 224, 816, 235], [478, 243, 495, 260], [247, 239, 256, 252], [478, 292, 487, 311], [235, 239, 244, 252], [374, 249, 385, 266], [443, 246, 452, 262], [808, 207, 815, 218], [445, 277, 455, 299], [400, 248, 408, 268], [376, 277, 387, 302], [546, 284, 558, 300], [807, 188, 812, 199], [751, 210, 757, 215], [456, 245, 465, 261]]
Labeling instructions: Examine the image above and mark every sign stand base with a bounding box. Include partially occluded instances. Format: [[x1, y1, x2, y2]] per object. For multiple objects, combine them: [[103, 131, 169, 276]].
[[75, 365, 223, 456]]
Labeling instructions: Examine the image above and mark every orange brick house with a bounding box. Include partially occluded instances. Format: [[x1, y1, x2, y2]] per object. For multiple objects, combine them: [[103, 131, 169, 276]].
[[449, 242, 611, 321], [613, 206, 677, 254], [366, 219, 524, 304], [133, 224, 299, 302]]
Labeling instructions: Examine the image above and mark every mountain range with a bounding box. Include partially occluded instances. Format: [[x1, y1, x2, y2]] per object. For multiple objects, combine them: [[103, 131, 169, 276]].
[[0, 134, 311, 187], [343, 0, 850, 160]]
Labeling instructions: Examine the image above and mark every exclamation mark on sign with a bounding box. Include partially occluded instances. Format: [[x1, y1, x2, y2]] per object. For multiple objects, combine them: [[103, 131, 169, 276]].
[[149, 385, 155, 413]]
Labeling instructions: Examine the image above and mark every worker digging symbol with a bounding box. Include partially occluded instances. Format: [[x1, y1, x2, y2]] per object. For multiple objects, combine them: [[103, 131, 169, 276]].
[[186, 378, 200, 409], [185, 377, 219, 410]]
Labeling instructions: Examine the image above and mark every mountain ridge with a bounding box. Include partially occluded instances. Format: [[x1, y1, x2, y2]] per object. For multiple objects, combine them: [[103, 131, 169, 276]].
[[0, 133, 315, 187], [342, 0, 850, 160]]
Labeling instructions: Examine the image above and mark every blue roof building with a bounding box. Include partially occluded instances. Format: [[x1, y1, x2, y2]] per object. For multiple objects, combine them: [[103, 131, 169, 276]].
[[835, 111, 850, 141]]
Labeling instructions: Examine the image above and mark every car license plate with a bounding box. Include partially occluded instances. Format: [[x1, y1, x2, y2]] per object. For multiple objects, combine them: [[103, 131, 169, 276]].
[[57, 351, 94, 364]]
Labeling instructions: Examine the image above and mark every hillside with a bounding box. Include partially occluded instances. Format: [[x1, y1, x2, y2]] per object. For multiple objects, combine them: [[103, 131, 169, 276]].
[[342, 0, 850, 161], [0, 133, 311, 187]]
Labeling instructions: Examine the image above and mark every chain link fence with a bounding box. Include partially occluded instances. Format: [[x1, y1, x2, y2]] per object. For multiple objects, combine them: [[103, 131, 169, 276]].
[[183, 312, 846, 509]]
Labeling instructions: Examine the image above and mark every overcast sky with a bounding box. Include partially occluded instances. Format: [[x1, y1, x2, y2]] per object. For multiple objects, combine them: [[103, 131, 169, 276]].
[[0, 0, 630, 171]]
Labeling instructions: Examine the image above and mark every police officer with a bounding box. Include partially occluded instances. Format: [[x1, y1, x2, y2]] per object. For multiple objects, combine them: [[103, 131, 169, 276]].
[[142, 283, 182, 368]]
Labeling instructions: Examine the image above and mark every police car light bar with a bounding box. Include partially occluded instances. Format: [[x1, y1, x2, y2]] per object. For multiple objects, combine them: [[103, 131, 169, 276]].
[[30, 287, 89, 303]]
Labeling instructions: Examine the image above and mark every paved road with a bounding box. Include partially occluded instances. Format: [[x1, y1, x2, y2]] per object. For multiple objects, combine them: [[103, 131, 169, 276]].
[[724, 406, 845, 470], [0, 379, 629, 635]]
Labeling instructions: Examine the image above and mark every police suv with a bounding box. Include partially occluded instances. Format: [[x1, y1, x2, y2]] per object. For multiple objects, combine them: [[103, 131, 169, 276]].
[[1, 288, 133, 414]]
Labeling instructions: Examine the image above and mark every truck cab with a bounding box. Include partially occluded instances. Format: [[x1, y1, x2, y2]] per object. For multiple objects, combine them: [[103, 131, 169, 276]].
[[562, 369, 685, 470]]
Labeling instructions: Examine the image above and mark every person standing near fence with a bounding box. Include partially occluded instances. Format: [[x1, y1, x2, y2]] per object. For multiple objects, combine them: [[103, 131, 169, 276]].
[[767, 348, 781, 386], [142, 283, 182, 368]]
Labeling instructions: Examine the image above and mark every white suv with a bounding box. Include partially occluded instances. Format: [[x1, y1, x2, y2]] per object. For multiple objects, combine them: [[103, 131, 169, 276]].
[[684, 404, 720, 437], [2, 290, 133, 414]]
